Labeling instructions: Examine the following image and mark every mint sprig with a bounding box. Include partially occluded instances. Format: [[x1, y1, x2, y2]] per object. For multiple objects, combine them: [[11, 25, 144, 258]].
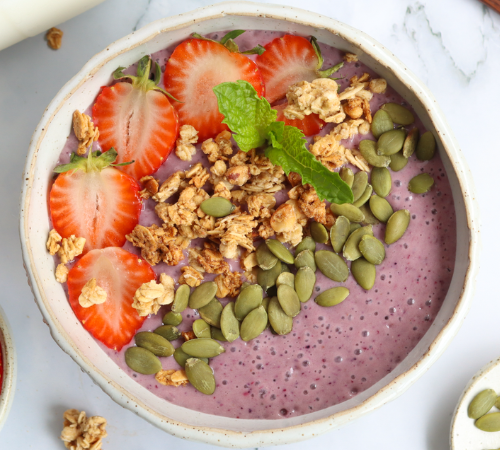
[[212, 81, 353, 204]]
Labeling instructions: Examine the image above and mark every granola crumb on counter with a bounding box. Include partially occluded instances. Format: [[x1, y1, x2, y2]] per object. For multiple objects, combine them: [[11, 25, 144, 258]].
[[55, 264, 69, 283], [78, 278, 107, 308], [47, 229, 62, 255], [343, 52, 358, 63], [60, 408, 107, 450], [46, 27, 63, 50], [73, 110, 100, 155], [58, 236, 86, 264], [175, 125, 199, 161], [155, 369, 189, 387], [132, 275, 174, 316]]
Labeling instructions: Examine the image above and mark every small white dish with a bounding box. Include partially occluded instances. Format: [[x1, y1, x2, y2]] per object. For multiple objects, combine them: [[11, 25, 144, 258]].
[[0, 305, 16, 433]]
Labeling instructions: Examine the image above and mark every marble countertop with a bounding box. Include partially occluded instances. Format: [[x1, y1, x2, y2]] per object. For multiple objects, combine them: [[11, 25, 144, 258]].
[[1, 0, 499, 448]]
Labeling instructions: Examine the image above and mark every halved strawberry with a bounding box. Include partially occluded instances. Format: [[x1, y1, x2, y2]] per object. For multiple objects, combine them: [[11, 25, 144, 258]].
[[163, 33, 265, 141], [273, 103, 324, 137], [67, 247, 156, 350], [93, 56, 179, 180], [49, 150, 142, 253], [256, 35, 343, 104]]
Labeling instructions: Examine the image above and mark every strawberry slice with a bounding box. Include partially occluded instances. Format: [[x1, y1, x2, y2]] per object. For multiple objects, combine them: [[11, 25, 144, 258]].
[[67, 247, 156, 350], [93, 56, 179, 180], [273, 103, 324, 136], [256, 35, 344, 104], [49, 149, 142, 253], [163, 33, 265, 141]]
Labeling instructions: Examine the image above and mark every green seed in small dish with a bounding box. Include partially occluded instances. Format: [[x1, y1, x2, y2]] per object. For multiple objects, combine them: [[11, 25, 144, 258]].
[[468, 389, 497, 419], [475, 412, 500, 432]]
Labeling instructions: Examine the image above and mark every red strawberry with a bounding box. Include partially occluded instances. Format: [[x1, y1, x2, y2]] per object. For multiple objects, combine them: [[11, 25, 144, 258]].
[[67, 247, 156, 350], [256, 35, 343, 104], [273, 103, 324, 136], [163, 36, 265, 141], [49, 149, 142, 253], [93, 56, 179, 180]]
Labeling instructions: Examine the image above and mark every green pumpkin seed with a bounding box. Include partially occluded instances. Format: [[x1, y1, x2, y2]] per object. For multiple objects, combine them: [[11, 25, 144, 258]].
[[182, 338, 225, 358], [241, 281, 251, 291], [277, 285, 301, 317], [200, 197, 235, 218], [385, 209, 410, 244], [377, 129, 406, 156], [235, 284, 263, 320], [371, 109, 394, 139], [371, 167, 391, 198], [343, 225, 374, 261], [495, 396, 500, 410], [220, 302, 240, 342], [192, 319, 211, 338], [330, 203, 365, 223], [359, 204, 379, 225], [162, 311, 183, 326], [475, 412, 500, 432], [381, 103, 415, 125], [294, 249, 316, 272], [352, 184, 372, 208], [403, 128, 419, 158], [339, 167, 354, 188], [310, 222, 329, 244], [185, 358, 216, 395], [315, 287, 350, 307], [351, 171, 368, 203], [330, 216, 350, 253], [198, 298, 223, 328], [351, 257, 376, 290], [173, 347, 208, 368], [389, 151, 408, 172], [276, 272, 295, 288], [315, 250, 349, 282], [262, 297, 270, 312], [369, 195, 394, 223], [265, 239, 294, 264], [359, 235, 386, 265], [154, 324, 181, 341], [359, 140, 391, 168], [295, 236, 316, 255], [268, 296, 293, 335], [468, 389, 497, 419], [211, 327, 227, 342], [240, 306, 268, 341], [256, 241, 278, 270], [135, 331, 175, 357], [349, 223, 361, 234], [408, 173, 434, 194], [171, 284, 190, 313], [125, 347, 162, 375], [280, 264, 290, 273], [295, 266, 316, 302], [189, 282, 217, 309], [416, 131, 436, 161]]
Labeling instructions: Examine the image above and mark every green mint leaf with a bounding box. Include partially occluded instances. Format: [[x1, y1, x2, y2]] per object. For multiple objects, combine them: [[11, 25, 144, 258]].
[[213, 80, 277, 152], [265, 121, 284, 147]]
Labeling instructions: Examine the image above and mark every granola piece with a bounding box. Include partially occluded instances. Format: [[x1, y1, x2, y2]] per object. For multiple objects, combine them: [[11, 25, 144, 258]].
[[153, 171, 185, 202], [240, 166, 286, 194], [46, 229, 62, 255], [270, 203, 297, 233], [309, 134, 347, 171], [132, 276, 174, 316], [46, 27, 63, 50], [231, 190, 248, 205], [215, 130, 233, 156], [215, 271, 242, 298], [324, 209, 336, 229], [57, 236, 86, 264], [155, 369, 189, 387], [201, 139, 222, 163], [182, 331, 196, 341], [369, 78, 387, 94], [185, 163, 210, 188], [72, 110, 100, 156], [343, 97, 364, 120], [244, 268, 258, 283], [343, 52, 358, 63], [345, 148, 370, 172], [197, 243, 230, 274], [359, 120, 371, 135], [287, 172, 302, 187], [60, 409, 107, 450], [162, 241, 185, 266], [297, 185, 327, 224], [217, 213, 257, 259], [241, 251, 258, 272], [55, 263, 69, 283], [258, 218, 275, 239], [139, 176, 159, 199], [175, 125, 199, 161], [211, 160, 227, 177], [179, 266, 204, 287], [213, 182, 232, 200], [362, 98, 372, 123], [247, 193, 276, 218], [338, 84, 365, 101], [331, 119, 366, 141], [277, 223, 303, 247], [126, 224, 166, 265], [230, 150, 250, 167], [79, 278, 107, 308], [177, 186, 209, 211], [226, 165, 251, 186], [285, 199, 308, 227], [187, 247, 205, 273]]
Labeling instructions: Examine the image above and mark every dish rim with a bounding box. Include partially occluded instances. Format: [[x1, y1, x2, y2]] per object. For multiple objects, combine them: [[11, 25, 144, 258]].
[[0, 305, 17, 433]]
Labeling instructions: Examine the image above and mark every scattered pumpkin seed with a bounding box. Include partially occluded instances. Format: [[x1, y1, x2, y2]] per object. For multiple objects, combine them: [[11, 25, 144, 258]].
[[403, 127, 419, 158], [315, 287, 350, 307], [256, 241, 278, 270], [349, 223, 361, 234], [371, 167, 392, 198], [359, 140, 391, 168], [310, 222, 329, 244], [241, 281, 251, 291], [257, 259, 282, 291], [315, 250, 349, 282], [352, 171, 368, 203], [351, 257, 376, 290], [198, 298, 223, 328], [416, 131, 436, 161], [339, 167, 354, 188], [295, 236, 316, 255], [475, 413, 500, 432], [495, 396, 500, 410], [408, 173, 434, 194], [359, 203, 380, 225], [220, 302, 240, 342], [268, 296, 293, 335], [154, 324, 181, 342], [200, 197, 235, 218], [389, 151, 408, 172], [330, 203, 365, 223], [371, 109, 394, 139], [276, 272, 295, 288], [377, 129, 406, 156], [381, 103, 415, 125], [330, 216, 350, 253], [385, 209, 410, 245], [211, 327, 227, 342], [295, 266, 316, 302], [162, 311, 183, 326], [265, 239, 294, 264], [280, 263, 290, 273], [235, 284, 263, 320], [171, 284, 190, 313], [125, 347, 162, 375], [468, 389, 497, 419], [135, 331, 175, 357], [182, 338, 225, 358], [343, 225, 373, 261], [240, 306, 268, 341], [189, 282, 217, 310], [352, 184, 373, 208], [173, 347, 208, 368], [359, 235, 386, 265], [277, 285, 301, 317], [192, 319, 211, 338], [369, 195, 394, 223], [185, 358, 216, 395], [294, 249, 316, 272]]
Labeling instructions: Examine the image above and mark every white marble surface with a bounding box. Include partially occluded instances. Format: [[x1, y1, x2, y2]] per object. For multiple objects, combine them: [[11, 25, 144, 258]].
[[1, 0, 499, 448]]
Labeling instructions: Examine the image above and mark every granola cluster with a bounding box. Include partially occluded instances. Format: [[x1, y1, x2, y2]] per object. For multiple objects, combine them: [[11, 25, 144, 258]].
[[175, 124, 199, 161], [73, 110, 100, 156], [155, 369, 189, 386], [60, 409, 107, 450], [132, 273, 175, 316], [79, 278, 107, 308], [46, 230, 86, 283]]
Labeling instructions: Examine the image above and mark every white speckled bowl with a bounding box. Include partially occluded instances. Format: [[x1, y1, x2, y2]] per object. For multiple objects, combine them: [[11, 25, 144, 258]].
[[20, 2, 480, 447], [0, 305, 16, 433]]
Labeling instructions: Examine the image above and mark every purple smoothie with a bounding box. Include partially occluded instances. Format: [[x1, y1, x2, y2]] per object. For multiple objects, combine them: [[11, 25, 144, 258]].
[[56, 31, 456, 420]]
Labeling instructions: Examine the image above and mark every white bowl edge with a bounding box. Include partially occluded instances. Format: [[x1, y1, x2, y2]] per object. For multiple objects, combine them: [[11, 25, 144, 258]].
[[0, 304, 17, 433]]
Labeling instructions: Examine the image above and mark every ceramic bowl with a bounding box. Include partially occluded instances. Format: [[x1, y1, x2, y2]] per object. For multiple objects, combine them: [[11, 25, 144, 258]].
[[20, 2, 480, 447], [0, 305, 16, 433]]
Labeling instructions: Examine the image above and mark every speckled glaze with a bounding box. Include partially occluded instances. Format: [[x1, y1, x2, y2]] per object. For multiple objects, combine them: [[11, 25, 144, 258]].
[[0, 305, 16, 433], [20, 2, 479, 447]]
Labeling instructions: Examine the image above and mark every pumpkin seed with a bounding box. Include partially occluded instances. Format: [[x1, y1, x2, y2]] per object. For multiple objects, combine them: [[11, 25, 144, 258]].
[[403, 127, 419, 158], [200, 197, 235, 218], [125, 347, 162, 375], [135, 331, 175, 357], [330, 203, 365, 223], [381, 103, 415, 125], [389, 151, 408, 172], [241, 282, 251, 291], [277, 285, 301, 317], [276, 272, 295, 288], [294, 249, 316, 272], [240, 306, 268, 341], [339, 167, 354, 188], [220, 302, 240, 342], [359, 140, 391, 168], [295, 266, 316, 302], [171, 284, 190, 313], [475, 413, 500, 432], [154, 324, 181, 341], [408, 173, 434, 194], [343, 225, 373, 261], [162, 311, 183, 326], [359, 204, 379, 225], [234, 284, 263, 320], [189, 282, 217, 309], [185, 358, 216, 395], [416, 131, 436, 161], [315, 287, 350, 307], [385, 209, 410, 244], [295, 237, 316, 255], [256, 241, 278, 270], [192, 319, 211, 338], [182, 338, 225, 358], [211, 327, 228, 342], [262, 296, 270, 312], [198, 298, 223, 328], [377, 129, 406, 156], [349, 223, 361, 234], [371, 167, 391, 198], [265, 239, 294, 264], [369, 195, 394, 223], [330, 216, 350, 253], [352, 171, 368, 203], [371, 109, 394, 139], [468, 389, 497, 419], [351, 257, 376, 290], [352, 184, 372, 208], [359, 235, 386, 265], [173, 347, 208, 368], [268, 296, 293, 335], [280, 264, 290, 273], [315, 250, 349, 282], [495, 396, 500, 410], [310, 222, 329, 244]]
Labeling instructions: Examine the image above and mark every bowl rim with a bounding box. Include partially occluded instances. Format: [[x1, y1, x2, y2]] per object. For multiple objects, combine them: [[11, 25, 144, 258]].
[[19, 1, 480, 447], [0, 305, 17, 433]]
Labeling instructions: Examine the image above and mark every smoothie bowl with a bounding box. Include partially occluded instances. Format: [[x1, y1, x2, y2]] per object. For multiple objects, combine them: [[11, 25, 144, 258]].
[[20, 2, 479, 447]]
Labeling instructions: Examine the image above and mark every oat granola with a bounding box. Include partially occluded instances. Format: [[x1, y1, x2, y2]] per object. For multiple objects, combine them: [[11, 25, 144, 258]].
[[60, 409, 107, 450], [78, 278, 107, 308], [155, 369, 189, 387]]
